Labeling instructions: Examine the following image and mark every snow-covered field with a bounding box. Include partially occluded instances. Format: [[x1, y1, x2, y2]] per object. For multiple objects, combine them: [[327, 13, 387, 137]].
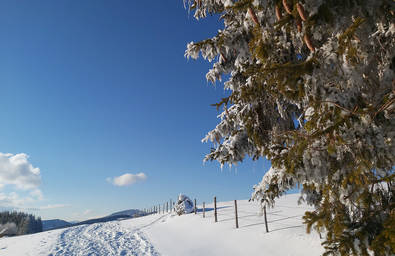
[[0, 194, 324, 255]]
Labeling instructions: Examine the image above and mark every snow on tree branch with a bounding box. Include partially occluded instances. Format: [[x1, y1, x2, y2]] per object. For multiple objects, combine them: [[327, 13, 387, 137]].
[[184, 0, 394, 254]]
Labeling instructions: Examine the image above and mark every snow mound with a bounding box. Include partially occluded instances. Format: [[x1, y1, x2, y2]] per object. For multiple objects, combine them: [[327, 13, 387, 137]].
[[174, 194, 194, 215]]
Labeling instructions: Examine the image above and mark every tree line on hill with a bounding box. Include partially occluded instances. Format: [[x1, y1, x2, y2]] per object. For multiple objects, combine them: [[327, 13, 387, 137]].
[[0, 211, 42, 236]]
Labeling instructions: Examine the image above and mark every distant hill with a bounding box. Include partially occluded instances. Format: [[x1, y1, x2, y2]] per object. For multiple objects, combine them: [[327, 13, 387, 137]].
[[42, 219, 72, 231], [76, 215, 133, 225], [42, 209, 146, 231], [109, 209, 144, 218], [74, 209, 145, 225]]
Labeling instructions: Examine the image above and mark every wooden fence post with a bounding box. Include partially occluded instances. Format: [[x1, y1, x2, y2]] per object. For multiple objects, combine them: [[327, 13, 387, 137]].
[[170, 199, 172, 212], [159, 204, 160, 214], [166, 202, 169, 213], [264, 205, 269, 233], [203, 202, 205, 218], [234, 200, 239, 229], [194, 199, 197, 214], [214, 196, 218, 223]]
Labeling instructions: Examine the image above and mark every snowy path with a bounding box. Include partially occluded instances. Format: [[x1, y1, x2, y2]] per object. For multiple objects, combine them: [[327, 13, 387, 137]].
[[48, 220, 160, 256]]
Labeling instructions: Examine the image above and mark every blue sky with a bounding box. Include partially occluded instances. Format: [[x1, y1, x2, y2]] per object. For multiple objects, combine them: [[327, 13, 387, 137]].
[[0, 1, 271, 221]]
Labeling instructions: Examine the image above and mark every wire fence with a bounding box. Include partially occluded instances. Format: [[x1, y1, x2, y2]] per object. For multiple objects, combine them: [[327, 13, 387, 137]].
[[140, 196, 306, 233]]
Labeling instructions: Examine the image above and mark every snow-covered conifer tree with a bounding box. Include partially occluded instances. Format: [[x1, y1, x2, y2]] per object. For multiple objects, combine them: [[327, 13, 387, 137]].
[[184, 0, 394, 254]]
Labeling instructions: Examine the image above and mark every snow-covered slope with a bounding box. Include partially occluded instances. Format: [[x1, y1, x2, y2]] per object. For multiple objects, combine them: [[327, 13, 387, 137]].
[[0, 194, 324, 255]]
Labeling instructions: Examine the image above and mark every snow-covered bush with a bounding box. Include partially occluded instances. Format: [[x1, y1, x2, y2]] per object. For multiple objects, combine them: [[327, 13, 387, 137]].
[[184, 0, 394, 255], [0, 223, 17, 237], [174, 194, 194, 216]]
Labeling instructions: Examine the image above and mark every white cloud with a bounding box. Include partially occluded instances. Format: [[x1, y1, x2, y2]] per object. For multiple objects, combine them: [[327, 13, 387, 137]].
[[0, 153, 41, 190], [30, 189, 44, 200], [107, 172, 147, 187], [39, 204, 70, 210], [82, 209, 92, 216], [0, 192, 34, 208], [71, 209, 102, 221], [0, 153, 43, 207]]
